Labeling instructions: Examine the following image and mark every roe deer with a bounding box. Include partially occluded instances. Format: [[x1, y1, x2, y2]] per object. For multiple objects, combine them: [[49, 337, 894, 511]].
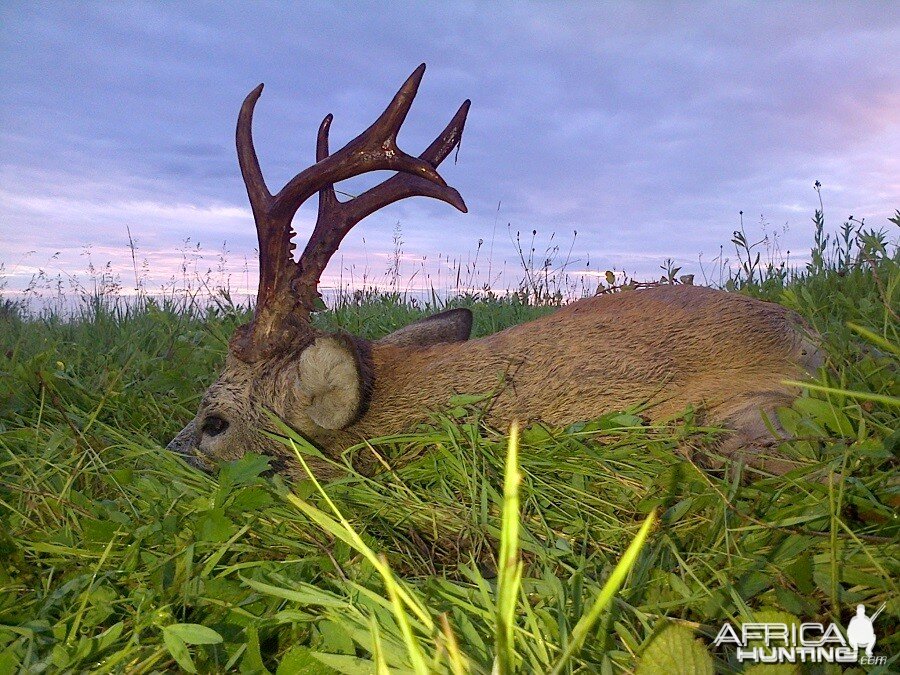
[[167, 64, 820, 479]]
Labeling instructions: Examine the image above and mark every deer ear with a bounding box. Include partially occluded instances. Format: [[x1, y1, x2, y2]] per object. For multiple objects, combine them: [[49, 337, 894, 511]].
[[377, 308, 473, 347], [298, 335, 372, 429]]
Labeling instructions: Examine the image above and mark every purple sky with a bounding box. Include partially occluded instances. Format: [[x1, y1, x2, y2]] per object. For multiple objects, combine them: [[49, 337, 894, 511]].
[[1, 2, 898, 301]]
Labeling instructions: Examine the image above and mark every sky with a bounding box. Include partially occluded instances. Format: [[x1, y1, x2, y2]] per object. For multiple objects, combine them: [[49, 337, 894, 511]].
[[1, 1, 898, 303]]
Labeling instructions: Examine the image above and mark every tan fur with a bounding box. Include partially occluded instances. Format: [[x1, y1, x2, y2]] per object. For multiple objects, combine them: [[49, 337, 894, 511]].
[[298, 336, 365, 429], [168, 285, 820, 480]]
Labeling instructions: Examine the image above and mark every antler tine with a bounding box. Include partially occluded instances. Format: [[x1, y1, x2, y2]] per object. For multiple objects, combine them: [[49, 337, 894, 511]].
[[336, 62, 425, 157], [290, 99, 471, 314], [420, 98, 471, 167], [236, 83, 272, 219], [314, 113, 339, 209], [236, 82, 295, 318]]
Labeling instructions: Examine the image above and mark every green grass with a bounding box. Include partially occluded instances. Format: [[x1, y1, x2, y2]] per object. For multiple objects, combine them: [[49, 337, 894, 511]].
[[0, 211, 898, 673]]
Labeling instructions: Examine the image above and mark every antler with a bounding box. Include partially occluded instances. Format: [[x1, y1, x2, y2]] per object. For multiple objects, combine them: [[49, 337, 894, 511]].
[[230, 64, 470, 362]]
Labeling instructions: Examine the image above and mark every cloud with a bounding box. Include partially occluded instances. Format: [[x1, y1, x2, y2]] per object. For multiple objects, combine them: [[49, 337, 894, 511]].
[[1, 1, 897, 300]]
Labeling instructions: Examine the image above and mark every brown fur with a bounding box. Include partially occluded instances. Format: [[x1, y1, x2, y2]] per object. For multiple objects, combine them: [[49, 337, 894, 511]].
[[168, 285, 820, 480]]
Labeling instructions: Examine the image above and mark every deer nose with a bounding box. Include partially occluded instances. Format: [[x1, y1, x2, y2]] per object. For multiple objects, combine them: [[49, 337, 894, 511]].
[[166, 419, 197, 456]]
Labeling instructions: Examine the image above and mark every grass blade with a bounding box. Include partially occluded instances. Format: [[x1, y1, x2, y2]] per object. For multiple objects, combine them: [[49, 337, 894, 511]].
[[782, 380, 900, 406], [494, 421, 523, 675], [548, 509, 657, 675]]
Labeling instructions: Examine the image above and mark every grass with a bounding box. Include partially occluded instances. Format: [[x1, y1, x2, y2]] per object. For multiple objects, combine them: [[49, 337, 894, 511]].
[[0, 208, 898, 673]]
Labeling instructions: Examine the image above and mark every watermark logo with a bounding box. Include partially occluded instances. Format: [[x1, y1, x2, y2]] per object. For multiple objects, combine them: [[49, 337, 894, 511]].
[[713, 603, 887, 666]]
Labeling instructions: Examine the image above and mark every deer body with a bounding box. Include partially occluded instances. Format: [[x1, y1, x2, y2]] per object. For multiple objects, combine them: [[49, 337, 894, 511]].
[[167, 65, 819, 479], [364, 286, 811, 432], [323, 285, 818, 473]]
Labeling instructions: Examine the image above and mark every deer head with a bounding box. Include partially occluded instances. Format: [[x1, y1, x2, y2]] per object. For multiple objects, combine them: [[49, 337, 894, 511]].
[[167, 64, 471, 475]]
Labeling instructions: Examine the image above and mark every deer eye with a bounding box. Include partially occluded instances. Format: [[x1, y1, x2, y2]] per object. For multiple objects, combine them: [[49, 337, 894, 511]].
[[201, 415, 229, 437]]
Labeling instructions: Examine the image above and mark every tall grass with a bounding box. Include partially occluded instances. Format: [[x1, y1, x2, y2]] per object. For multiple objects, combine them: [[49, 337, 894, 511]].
[[0, 207, 897, 672]]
